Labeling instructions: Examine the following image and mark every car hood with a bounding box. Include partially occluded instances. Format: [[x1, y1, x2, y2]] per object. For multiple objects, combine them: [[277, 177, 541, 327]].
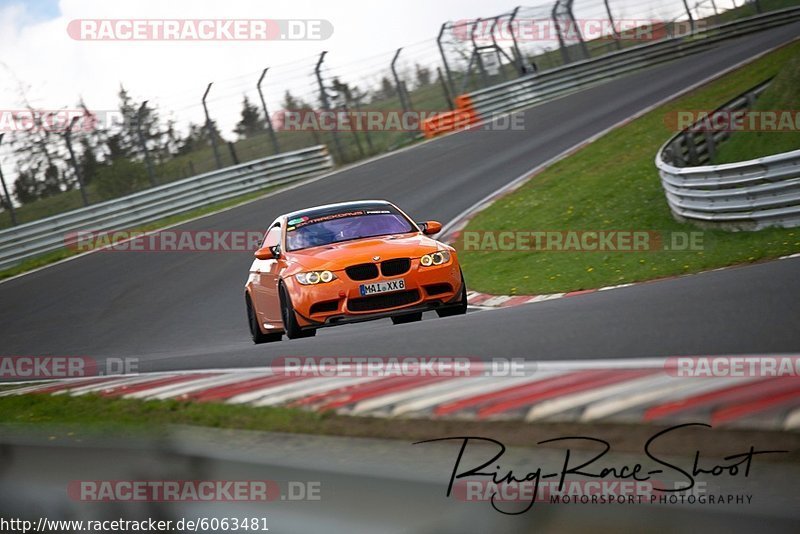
[[287, 234, 442, 271]]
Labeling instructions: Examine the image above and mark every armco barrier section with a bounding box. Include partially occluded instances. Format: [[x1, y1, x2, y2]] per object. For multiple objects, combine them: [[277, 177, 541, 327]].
[[0, 145, 333, 271], [656, 81, 800, 231]]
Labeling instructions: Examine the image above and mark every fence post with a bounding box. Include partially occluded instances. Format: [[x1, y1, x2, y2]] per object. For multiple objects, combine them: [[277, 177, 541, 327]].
[[603, 0, 622, 50], [437, 66, 455, 110], [508, 7, 525, 75], [391, 48, 417, 141], [437, 23, 457, 100], [64, 116, 89, 207], [0, 133, 17, 226], [315, 51, 346, 164], [551, 2, 571, 65], [136, 101, 157, 186], [202, 83, 224, 169], [257, 68, 281, 155], [470, 20, 490, 87], [565, 0, 590, 59], [681, 0, 696, 33], [227, 142, 239, 165]]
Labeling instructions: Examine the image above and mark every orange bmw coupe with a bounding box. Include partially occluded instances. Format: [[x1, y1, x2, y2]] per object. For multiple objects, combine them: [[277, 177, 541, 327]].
[[244, 200, 467, 342]]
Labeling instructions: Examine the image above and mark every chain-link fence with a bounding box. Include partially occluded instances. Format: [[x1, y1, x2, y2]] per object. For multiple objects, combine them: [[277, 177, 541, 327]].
[[0, 0, 788, 229]]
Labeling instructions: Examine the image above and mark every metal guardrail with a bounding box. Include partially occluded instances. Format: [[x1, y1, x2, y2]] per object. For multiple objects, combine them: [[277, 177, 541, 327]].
[[0, 146, 333, 271], [460, 7, 800, 123], [656, 81, 800, 230]]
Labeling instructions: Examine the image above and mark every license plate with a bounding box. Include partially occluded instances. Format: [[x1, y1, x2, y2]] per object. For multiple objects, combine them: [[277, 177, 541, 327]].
[[360, 279, 405, 296]]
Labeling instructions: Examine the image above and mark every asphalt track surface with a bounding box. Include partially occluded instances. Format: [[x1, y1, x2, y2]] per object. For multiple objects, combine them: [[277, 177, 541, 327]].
[[1, 24, 799, 373]]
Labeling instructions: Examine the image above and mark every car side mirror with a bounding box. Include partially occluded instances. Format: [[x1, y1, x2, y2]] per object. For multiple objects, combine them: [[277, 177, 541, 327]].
[[418, 220, 442, 235], [254, 246, 278, 260]]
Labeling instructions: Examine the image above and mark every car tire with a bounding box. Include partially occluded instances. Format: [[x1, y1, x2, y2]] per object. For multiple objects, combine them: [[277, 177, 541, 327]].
[[391, 312, 423, 325], [246, 294, 282, 344], [437, 273, 468, 318], [279, 283, 316, 339]]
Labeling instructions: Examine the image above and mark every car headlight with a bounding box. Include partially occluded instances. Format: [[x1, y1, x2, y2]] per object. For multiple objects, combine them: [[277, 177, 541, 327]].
[[295, 270, 337, 285], [420, 250, 451, 267]]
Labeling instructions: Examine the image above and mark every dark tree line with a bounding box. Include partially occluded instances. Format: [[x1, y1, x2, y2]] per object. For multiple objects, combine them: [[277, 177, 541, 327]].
[[4, 61, 439, 208], [7, 85, 229, 205]]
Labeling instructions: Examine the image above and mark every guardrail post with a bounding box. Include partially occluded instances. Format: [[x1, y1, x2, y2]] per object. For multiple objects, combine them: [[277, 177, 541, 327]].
[[136, 101, 157, 186], [64, 116, 89, 207], [0, 134, 17, 226], [202, 82, 224, 169], [703, 131, 716, 162], [257, 68, 281, 156], [315, 51, 346, 164], [683, 132, 699, 166], [437, 23, 457, 100]]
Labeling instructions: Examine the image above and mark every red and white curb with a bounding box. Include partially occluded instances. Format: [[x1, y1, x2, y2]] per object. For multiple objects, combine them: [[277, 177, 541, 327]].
[[3, 358, 799, 431], [466, 252, 800, 309]]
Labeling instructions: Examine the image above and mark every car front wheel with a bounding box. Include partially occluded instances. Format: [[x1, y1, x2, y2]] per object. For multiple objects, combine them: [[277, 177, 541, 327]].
[[437, 273, 468, 318], [246, 294, 282, 344], [279, 283, 316, 339]]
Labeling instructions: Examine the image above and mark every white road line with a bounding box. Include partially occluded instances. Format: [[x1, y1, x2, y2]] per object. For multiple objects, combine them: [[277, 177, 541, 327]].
[[580, 377, 755, 421], [125, 373, 258, 400], [0, 382, 65, 397], [527, 294, 565, 303], [783, 407, 800, 430], [348, 378, 471, 415], [54, 376, 147, 396], [250, 376, 379, 407], [225, 376, 351, 405], [480, 296, 513, 307], [524, 373, 674, 421], [598, 283, 635, 291], [390, 372, 564, 417]]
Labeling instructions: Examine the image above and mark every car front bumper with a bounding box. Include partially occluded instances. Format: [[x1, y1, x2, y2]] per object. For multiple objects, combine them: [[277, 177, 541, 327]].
[[287, 260, 463, 329]]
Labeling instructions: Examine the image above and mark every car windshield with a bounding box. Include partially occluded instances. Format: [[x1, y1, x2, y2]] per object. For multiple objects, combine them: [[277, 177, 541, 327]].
[[286, 210, 415, 251]]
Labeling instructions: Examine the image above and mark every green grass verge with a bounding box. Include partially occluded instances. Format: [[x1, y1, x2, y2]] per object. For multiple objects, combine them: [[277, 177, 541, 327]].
[[2, 392, 799, 458], [0, 184, 282, 281], [459, 41, 800, 296], [714, 49, 800, 163], [0, 393, 329, 436]]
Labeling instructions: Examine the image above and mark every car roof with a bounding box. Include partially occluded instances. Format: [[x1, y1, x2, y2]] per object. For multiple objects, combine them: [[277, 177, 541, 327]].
[[283, 200, 395, 220]]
